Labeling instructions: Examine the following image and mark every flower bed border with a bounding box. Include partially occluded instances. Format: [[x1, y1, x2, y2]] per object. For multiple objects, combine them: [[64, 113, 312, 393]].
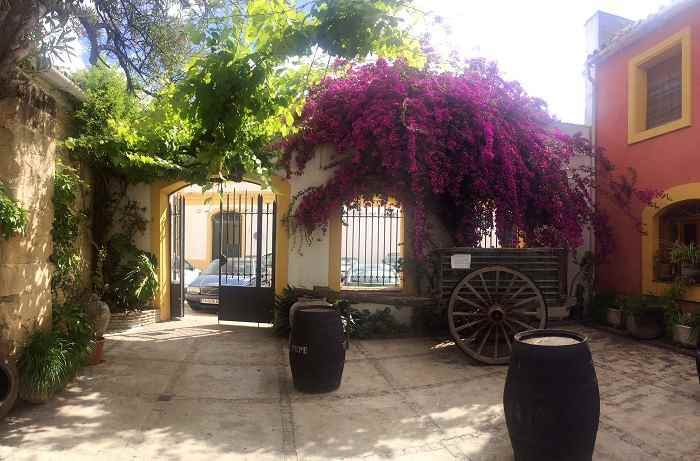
[[107, 309, 160, 333]]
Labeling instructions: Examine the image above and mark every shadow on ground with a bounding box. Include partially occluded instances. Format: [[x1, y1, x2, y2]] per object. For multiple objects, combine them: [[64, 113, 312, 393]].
[[1, 318, 698, 461]]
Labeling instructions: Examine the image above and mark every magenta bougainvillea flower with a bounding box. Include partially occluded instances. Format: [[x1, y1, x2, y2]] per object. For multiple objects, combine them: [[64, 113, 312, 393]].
[[280, 59, 661, 259]]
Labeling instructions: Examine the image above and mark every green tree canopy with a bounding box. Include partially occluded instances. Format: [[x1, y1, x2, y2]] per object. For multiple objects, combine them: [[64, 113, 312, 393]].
[[0, 0, 209, 90], [66, 0, 424, 184]]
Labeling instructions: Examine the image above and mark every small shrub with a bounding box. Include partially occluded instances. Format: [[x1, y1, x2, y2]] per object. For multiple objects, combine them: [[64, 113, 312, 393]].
[[18, 329, 75, 401], [334, 299, 407, 339], [18, 303, 94, 402], [273, 287, 408, 339], [273, 285, 299, 336], [120, 252, 159, 310]]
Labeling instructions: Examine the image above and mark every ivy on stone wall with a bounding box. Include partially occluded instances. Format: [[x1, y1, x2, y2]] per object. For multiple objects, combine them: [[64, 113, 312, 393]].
[[51, 161, 87, 300], [0, 182, 28, 240]]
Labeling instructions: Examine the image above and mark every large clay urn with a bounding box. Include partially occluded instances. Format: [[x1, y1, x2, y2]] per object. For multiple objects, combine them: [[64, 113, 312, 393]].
[[87, 295, 111, 365]]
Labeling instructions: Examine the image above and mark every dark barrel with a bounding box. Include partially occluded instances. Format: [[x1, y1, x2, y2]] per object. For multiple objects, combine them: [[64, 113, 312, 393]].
[[503, 329, 600, 461], [0, 357, 18, 420], [289, 307, 346, 393]]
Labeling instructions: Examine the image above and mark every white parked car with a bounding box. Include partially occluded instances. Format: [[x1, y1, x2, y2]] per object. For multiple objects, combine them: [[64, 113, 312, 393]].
[[171, 257, 201, 287], [346, 264, 400, 287], [184, 260, 201, 287]]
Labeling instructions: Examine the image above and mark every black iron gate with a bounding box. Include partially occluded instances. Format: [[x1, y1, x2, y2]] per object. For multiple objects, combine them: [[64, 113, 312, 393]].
[[217, 186, 276, 323], [169, 193, 185, 318]]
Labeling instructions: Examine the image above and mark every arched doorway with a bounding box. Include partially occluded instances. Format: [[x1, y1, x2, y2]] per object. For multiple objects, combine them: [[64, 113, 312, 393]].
[[151, 177, 290, 322]]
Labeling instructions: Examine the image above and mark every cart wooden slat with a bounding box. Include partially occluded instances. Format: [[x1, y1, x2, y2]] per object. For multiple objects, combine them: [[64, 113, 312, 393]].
[[434, 247, 568, 364]]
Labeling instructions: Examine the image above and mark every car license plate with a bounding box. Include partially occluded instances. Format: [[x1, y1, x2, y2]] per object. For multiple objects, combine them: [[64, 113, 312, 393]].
[[201, 298, 219, 305]]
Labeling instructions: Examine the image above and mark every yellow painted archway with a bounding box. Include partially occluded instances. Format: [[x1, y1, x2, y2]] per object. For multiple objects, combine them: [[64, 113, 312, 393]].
[[150, 176, 290, 321], [641, 182, 700, 301]]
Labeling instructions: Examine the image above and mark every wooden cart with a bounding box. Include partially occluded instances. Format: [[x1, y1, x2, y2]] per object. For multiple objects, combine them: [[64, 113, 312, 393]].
[[434, 248, 568, 364]]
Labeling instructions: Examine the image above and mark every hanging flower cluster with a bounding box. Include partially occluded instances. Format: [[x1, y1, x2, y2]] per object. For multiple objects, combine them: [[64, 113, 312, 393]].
[[280, 59, 661, 258]]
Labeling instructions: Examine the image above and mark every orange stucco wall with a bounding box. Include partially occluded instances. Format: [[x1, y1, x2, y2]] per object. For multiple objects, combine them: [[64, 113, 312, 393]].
[[596, 7, 700, 295]]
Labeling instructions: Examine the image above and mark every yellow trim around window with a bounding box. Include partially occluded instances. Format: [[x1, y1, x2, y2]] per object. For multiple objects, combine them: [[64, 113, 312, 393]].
[[628, 27, 692, 144], [642, 182, 700, 302], [332, 198, 408, 293], [328, 212, 342, 291]]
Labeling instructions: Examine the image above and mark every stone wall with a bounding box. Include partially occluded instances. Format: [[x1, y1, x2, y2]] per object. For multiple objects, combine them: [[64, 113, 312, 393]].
[[0, 72, 88, 354]]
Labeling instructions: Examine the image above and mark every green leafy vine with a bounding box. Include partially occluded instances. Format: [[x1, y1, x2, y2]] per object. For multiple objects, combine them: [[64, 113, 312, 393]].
[[51, 161, 88, 299], [0, 183, 28, 240]]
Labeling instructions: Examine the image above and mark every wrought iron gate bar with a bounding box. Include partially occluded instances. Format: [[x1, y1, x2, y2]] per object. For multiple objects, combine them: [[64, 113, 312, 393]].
[[218, 183, 276, 323], [169, 194, 185, 318], [341, 202, 403, 288]]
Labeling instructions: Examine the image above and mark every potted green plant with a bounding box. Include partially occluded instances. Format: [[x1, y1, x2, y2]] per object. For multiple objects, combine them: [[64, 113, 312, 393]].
[[669, 242, 700, 281], [654, 250, 674, 281], [605, 296, 624, 328], [86, 294, 111, 365], [621, 295, 667, 340], [670, 310, 700, 348]]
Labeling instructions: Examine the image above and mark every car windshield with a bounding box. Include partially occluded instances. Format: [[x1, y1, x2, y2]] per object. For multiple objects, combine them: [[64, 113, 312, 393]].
[[202, 258, 257, 276]]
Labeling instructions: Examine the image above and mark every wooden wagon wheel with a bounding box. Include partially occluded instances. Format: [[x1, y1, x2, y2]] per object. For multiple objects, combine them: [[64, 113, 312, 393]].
[[448, 266, 547, 364]]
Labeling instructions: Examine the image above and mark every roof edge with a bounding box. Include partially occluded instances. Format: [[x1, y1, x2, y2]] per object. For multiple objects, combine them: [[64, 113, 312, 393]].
[[588, 0, 700, 65], [35, 68, 86, 103]]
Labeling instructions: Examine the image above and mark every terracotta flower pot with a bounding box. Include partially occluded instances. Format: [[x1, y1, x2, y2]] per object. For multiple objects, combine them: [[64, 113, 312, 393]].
[[87, 297, 111, 338], [88, 338, 105, 366]]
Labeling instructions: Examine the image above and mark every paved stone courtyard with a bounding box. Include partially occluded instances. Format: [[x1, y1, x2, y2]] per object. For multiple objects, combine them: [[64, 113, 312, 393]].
[[1, 313, 698, 461]]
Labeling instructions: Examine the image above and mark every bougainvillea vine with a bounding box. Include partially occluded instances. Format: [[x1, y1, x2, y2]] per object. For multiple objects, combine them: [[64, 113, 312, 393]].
[[280, 59, 663, 259]]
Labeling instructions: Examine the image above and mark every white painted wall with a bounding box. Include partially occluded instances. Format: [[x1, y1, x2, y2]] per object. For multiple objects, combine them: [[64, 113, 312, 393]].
[[186, 205, 209, 261], [554, 122, 594, 304], [287, 145, 336, 289]]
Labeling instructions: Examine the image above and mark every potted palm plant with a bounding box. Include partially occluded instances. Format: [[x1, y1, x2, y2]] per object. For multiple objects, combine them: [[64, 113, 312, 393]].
[[122, 252, 159, 311], [669, 242, 700, 281]]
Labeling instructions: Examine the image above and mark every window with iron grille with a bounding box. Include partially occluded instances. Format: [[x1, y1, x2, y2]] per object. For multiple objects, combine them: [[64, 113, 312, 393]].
[[341, 202, 403, 288], [646, 51, 682, 130]]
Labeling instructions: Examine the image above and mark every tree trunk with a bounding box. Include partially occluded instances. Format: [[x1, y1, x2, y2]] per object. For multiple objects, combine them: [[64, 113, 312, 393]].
[[0, 1, 44, 86]]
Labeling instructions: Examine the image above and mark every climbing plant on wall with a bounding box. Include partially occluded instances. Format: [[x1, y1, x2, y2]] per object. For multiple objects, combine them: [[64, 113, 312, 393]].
[[51, 161, 88, 299], [0, 183, 28, 240], [280, 59, 664, 259]]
